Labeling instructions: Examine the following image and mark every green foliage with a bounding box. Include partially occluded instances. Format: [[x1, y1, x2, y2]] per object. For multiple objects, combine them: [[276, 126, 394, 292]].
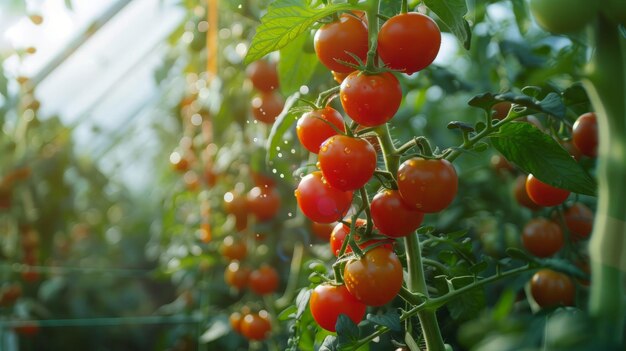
[[423, 0, 472, 49]]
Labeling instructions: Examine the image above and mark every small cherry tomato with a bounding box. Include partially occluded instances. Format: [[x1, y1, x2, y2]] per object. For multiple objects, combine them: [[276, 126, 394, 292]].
[[318, 135, 377, 191], [296, 107, 345, 154], [309, 283, 367, 332], [248, 265, 280, 296], [530, 269, 575, 308], [251, 92, 284, 124], [397, 158, 458, 213], [370, 189, 424, 238], [229, 311, 243, 333], [525, 174, 570, 207], [572, 112, 598, 158], [295, 171, 353, 223], [513, 175, 543, 210], [377, 12, 440, 74], [329, 219, 391, 257], [340, 71, 402, 127], [240, 310, 272, 341], [522, 218, 563, 257], [563, 203, 593, 241], [343, 246, 403, 306], [314, 13, 368, 73], [246, 60, 279, 92], [247, 186, 281, 221], [220, 235, 247, 261], [224, 191, 249, 231], [224, 261, 250, 290]]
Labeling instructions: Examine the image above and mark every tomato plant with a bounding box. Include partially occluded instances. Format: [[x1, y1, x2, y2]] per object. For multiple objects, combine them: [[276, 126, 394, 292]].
[[318, 135, 377, 191], [522, 218, 564, 257], [295, 171, 353, 223], [314, 13, 368, 73], [397, 157, 458, 213], [339, 71, 402, 127], [377, 12, 441, 74], [296, 107, 346, 154], [343, 246, 403, 306], [525, 174, 570, 207], [309, 283, 367, 332]]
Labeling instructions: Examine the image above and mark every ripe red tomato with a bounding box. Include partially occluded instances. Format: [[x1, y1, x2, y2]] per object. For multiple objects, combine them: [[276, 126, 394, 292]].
[[224, 261, 250, 290], [296, 107, 346, 154], [343, 246, 403, 306], [314, 13, 368, 73], [310, 221, 336, 241], [248, 265, 280, 295], [240, 310, 272, 341], [513, 175, 543, 210], [530, 269, 575, 308], [309, 283, 367, 332], [563, 203, 593, 240], [522, 218, 563, 257], [572, 112, 598, 158], [560, 139, 582, 161], [251, 171, 276, 188], [397, 158, 458, 213], [0, 283, 22, 307], [525, 174, 570, 207], [377, 13, 440, 74], [247, 186, 281, 221], [295, 171, 353, 223], [370, 189, 424, 238], [246, 60, 279, 92], [220, 235, 247, 261], [340, 71, 402, 127], [329, 219, 392, 257], [224, 191, 248, 231], [318, 135, 377, 191], [251, 92, 284, 124]]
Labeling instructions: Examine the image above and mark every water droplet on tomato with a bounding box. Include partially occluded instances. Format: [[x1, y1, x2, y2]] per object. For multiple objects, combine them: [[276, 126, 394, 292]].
[[343, 147, 351, 154]]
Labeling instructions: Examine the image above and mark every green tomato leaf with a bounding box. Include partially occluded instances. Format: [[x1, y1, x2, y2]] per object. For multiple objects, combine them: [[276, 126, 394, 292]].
[[320, 335, 338, 351], [423, 0, 472, 49], [490, 122, 596, 196], [335, 314, 359, 341], [278, 305, 298, 321], [496, 91, 566, 118], [366, 310, 401, 332], [266, 93, 301, 164], [199, 315, 230, 343], [295, 288, 312, 319], [446, 276, 486, 322], [468, 92, 500, 111], [278, 31, 320, 95], [245, 0, 354, 64]]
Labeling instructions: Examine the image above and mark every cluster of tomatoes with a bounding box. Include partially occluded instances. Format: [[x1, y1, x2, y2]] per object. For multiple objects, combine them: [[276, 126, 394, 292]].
[[229, 307, 272, 342], [510, 112, 598, 308], [282, 9, 458, 331], [247, 60, 284, 124]]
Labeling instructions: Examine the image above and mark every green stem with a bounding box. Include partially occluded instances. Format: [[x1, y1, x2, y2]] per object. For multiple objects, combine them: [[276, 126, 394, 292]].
[[364, 0, 381, 71], [401, 0, 408, 14], [583, 15, 626, 348], [359, 187, 374, 236], [275, 242, 304, 309], [375, 124, 400, 176], [405, 233, 446, 351]]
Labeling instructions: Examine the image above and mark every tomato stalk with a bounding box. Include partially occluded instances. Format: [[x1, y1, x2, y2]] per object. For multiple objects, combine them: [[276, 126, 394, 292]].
[[375, 123, 446, 350], [363, 0, 381, 72], [582, 15, 626, 347]]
